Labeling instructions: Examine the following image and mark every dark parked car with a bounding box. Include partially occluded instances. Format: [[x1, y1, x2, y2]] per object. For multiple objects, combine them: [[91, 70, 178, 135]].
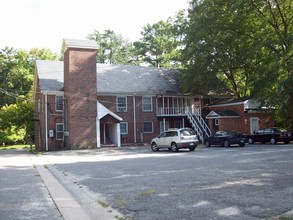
[[204, 130, 246, 147], [247, 127, 293, 144]]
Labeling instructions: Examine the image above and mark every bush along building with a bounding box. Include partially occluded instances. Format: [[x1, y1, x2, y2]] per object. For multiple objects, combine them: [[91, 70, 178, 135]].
[[33, 39, 211, 151]]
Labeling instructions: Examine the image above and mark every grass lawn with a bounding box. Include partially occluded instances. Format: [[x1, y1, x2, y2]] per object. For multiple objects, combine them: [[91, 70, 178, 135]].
[[0, 144, 32, 150]]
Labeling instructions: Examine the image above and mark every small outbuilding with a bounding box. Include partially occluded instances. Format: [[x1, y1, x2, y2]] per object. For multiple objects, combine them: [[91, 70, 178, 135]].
[[205, 98, 274, 135]]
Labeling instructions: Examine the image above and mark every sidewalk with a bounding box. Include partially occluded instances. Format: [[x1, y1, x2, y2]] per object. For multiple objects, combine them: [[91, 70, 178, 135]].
[[0, 149, 123, 220], [31, 154, 123, 220], [0, 149, 62, 220]]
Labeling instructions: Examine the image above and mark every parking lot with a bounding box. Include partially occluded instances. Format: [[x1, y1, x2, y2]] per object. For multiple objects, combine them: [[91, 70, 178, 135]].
[[42, 144, 293, 220], [0, 144, 293, 220]]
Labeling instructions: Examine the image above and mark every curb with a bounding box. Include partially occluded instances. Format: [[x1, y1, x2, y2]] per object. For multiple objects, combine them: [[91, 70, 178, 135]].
[[31, 155, 123, 220]]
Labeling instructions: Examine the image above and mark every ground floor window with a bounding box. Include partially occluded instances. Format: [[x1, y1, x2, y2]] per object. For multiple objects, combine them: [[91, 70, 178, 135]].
[[144, 122, 153, 133], [56, 123, 64, 140], [120, 122, 128, 134]]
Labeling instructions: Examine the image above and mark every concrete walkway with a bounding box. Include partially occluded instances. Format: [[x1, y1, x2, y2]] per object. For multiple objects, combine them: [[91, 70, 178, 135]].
[[0, 149, 122, 220], [31, 155, 122, 220]]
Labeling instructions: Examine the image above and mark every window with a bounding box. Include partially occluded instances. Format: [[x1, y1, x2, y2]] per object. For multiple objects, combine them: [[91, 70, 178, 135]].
[[144, 122, 153, 133], [120, 122, 128, 135], [56, 96, 64, 111], [142, 96, 152, 112], [117, 96, 127, 112], [37, 99, 41, 112], [56, 123, 64, 140], [215, 119, 219, 126]]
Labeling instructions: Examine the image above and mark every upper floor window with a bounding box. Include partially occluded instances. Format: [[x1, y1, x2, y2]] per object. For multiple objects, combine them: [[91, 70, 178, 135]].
[[142, 96, 152, 112], [120, 122, 128, 135], [56, 96, 64, 111], [117, 96, 127, 112]]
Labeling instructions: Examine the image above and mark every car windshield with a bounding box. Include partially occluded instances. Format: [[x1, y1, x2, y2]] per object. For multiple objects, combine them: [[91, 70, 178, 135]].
[[180, 129, 195, 136]]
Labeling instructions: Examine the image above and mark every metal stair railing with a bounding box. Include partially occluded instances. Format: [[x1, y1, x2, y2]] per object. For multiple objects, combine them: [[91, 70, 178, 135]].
[[187, 111, 204, 142], [187, 110, 211, 143], [193, 110, 212, 138]]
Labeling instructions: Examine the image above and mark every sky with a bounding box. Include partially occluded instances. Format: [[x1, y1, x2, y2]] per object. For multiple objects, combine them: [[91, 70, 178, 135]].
[[1, 0, 189, 54]]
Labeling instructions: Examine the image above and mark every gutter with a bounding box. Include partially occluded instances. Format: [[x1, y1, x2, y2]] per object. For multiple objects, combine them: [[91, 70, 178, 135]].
[[45, 91, 48, 151]]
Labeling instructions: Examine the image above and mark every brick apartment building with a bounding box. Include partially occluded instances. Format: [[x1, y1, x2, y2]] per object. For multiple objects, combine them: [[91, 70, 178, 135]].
[[32, 39, 274, 151], [33, 39, 211, 151]]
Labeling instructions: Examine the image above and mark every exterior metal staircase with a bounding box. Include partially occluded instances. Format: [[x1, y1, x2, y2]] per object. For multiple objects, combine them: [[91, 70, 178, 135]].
[[187, 110, 211, 143]]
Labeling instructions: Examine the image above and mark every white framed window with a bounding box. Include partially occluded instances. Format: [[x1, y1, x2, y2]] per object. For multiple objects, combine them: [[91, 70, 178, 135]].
[[55, 96, 64, 111], [215, 119, 219, 126], [117, 96, 127, 112], [37, 99, 41, 112], [142, 96, 152, 112], [144, 122, 153, 133], [120, 122, 128, 135], [56, 123, 64, 140]]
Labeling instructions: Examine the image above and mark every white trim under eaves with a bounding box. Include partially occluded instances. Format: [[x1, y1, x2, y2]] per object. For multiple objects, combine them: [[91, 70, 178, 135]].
[[41, 90, 64, 96]]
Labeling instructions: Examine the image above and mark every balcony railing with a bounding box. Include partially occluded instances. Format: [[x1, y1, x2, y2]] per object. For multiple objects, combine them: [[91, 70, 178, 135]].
[[157, 106, 199, 116]]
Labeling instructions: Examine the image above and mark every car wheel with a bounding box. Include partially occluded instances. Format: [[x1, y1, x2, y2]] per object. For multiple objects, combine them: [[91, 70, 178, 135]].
[[248, 138, 254, 144], [171, 143, 178, 152], [239, 142, 245, 147], [270, 137, 277, 145], [205, 140, 211, 147], [151, 143, 159, 152], [224, 140, 230, 148], [284, 140, 290, 144], [189, 146, 196, 151]]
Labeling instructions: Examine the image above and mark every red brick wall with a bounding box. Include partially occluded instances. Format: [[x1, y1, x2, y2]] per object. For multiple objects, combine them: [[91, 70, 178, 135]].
[[207, 103, 274, 135], [64, 48, 97, 149], [98, 95, 160, 143]]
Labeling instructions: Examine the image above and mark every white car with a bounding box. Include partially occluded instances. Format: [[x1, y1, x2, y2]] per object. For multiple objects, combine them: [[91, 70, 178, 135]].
[[150, 128, 199, 152]]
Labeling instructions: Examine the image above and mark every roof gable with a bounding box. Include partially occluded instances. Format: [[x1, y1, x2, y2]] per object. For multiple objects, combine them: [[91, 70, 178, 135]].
[[206, 110, 240, 119], [98, 102, 122, 121]]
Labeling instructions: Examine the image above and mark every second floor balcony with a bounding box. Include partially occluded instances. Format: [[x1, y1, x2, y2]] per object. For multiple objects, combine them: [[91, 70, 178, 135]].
[[157, 106, 201, 117]]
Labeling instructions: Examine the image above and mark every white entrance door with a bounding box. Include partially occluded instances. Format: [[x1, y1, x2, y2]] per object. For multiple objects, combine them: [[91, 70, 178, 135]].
[[250, 117, 259, 134]]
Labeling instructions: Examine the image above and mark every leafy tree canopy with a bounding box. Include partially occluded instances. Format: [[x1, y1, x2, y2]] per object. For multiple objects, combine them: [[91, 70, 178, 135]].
[[87, 29, 137, 65], [181, 0, 293, 128], [134, 19, 182, 68]]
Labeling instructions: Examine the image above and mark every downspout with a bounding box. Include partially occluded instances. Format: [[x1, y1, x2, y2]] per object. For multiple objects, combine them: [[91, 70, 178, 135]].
[[133, 95, 136, 143], [45, 91, 48, 151]]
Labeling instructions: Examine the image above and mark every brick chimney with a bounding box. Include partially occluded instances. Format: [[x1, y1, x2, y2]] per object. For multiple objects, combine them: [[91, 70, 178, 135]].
[[62, 39, 98, 149]]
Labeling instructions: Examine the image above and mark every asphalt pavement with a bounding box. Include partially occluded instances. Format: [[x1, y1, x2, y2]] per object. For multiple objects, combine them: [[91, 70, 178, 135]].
[[1, 145, 293, 220], [0, 148, 122, 220]]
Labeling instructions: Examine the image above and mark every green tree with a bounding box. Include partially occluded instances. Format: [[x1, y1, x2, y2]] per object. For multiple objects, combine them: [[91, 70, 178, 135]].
[[245, 0, 293, 128], [87, 29, 136, 65], [182, 0, 293, 128], [134, 20, 181, 68], [0, 94, 34, 144], [0, 47, 59, 143], [181, 0, 256, 97], [0, 47, 59, 107]]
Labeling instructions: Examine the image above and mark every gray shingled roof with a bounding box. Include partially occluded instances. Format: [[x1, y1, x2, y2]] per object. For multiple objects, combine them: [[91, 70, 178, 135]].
[[36, 60, 183, 95], [36, 60, 64, 91], [206, 110, 240, 119]]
